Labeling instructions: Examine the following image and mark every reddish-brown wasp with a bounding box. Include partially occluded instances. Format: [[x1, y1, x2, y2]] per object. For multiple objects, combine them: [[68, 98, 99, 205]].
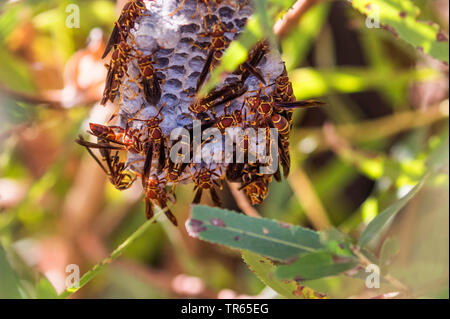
[[272, 68, 295, 103], [195, 19, 236, 92], [167, 162, 192, 184], [192, 164, 223, 206], [131, 103, 167, 173], [214, 104, 244, 134], [246, 86, 325, 126], [88, 103, 167, 162], [234, 40, 269, 84], [167, 137, 193, 184], [102, 0, 148, 59], [141, 146, 178, 226], [271, 113, 290, 140], [224, 115, 255, 182], [189, 81, 248, 116], [137, 54, 166, 105], [76, 136, 137, 191], [242, 177, 270, 205], [270, 113, 291, 177], [238, 165, 271, 205], [271, 67, 296, 125], [101, 41, 135, 106], [88, 123, 146, 154], [166, 120, 217, 184]]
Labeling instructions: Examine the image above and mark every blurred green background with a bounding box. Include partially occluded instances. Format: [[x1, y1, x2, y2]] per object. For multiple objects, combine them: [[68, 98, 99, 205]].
[[0, 0, 448, 299]]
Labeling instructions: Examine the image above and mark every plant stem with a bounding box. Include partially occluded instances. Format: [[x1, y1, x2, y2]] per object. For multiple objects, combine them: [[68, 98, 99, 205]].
[[352, 246, 409, 294], [59, 208, 165, 299], [274, 0, 323, 39]]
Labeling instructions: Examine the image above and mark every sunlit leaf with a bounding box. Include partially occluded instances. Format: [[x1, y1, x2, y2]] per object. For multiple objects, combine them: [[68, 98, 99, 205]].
[[350, 0, 449, 63], [35, 276, 59, 299], [379, 237, 400, 275], [0, 244, 23, 299], [290, 67, 438, 99], [358, 176, 427, 247], [282, 2, 330, 70]]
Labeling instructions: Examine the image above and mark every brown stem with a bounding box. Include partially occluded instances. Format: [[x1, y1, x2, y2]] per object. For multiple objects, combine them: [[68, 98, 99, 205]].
[[288, 167, 332, 230], [228, 182, 261, 218], [274, 0, 324, 39], [352, 246, 410, 294], [0, 82, 64, 109]]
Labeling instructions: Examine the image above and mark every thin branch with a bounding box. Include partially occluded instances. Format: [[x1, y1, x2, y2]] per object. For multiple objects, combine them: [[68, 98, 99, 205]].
[[288, 167, 332, 230], [59, 208, 165, 298], [292, 104, 449, 154], [0, 82, 64, 109], [352, 246, 410, 294], [274, 0, 324, 39], [228, 182, 261, 218]]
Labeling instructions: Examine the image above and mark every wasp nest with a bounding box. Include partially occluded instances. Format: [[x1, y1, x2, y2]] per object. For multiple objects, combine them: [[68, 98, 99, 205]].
[[78, 0, 321, 226]]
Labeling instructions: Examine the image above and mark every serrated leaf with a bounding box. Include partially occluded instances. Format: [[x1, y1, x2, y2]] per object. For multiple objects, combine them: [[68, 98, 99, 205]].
[[35, 277, 59, 299], [187, 205, 324, 261], [358, 176, 427, 247], [0, 244, 23, 299], [275, 251, 358, 281], [241, 251, 302, 299], [350, 0, 449, 63], [242, 251, 326, 299], [379, 237, 400, 275]]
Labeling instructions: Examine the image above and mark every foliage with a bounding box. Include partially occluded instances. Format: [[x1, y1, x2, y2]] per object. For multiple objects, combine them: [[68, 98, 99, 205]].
[[0, 0, 448, 299], [350, 0, 449, 64]]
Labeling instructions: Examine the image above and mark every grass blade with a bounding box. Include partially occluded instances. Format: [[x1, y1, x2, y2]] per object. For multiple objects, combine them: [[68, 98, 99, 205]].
[[59, 208, 164, 298]]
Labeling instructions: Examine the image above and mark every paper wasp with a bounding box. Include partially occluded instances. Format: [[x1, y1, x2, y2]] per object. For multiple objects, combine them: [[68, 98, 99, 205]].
[[137, 54, 165, 105], [273, 68, 295, 103], [75, 136, 136, 191], [213, 101, 246, 134], [88, 123, 145, 154], [195, 19, 236, 92], [141, 146, 178, 226], [238, 164, 271, 205], [102, 0, 148, 59], [128, 103, 168, 173], [101, 41, 135, 106], [246, 85, 325, 126], [189, 81, 248, 116], [234, 40, 269, 84], [192, 164, 223, 206]]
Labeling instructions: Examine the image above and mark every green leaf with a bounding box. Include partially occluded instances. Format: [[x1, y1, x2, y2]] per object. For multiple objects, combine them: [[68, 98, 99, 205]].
[[427, 126, 449, 173], [358, 176, 428, 247], [242, 251, 327, 299], [350, 0, 449, 63], [320, 228, 355, 257], [275, 251, 357, 281], [187, 205, 324, 261], [290, 67, 438, 99], [35, 277, 59, 299], [282, 2, 330, 70], [242, 251, 302, 299], [379, 237, 400, 275], [0, 244, 23, 299]]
